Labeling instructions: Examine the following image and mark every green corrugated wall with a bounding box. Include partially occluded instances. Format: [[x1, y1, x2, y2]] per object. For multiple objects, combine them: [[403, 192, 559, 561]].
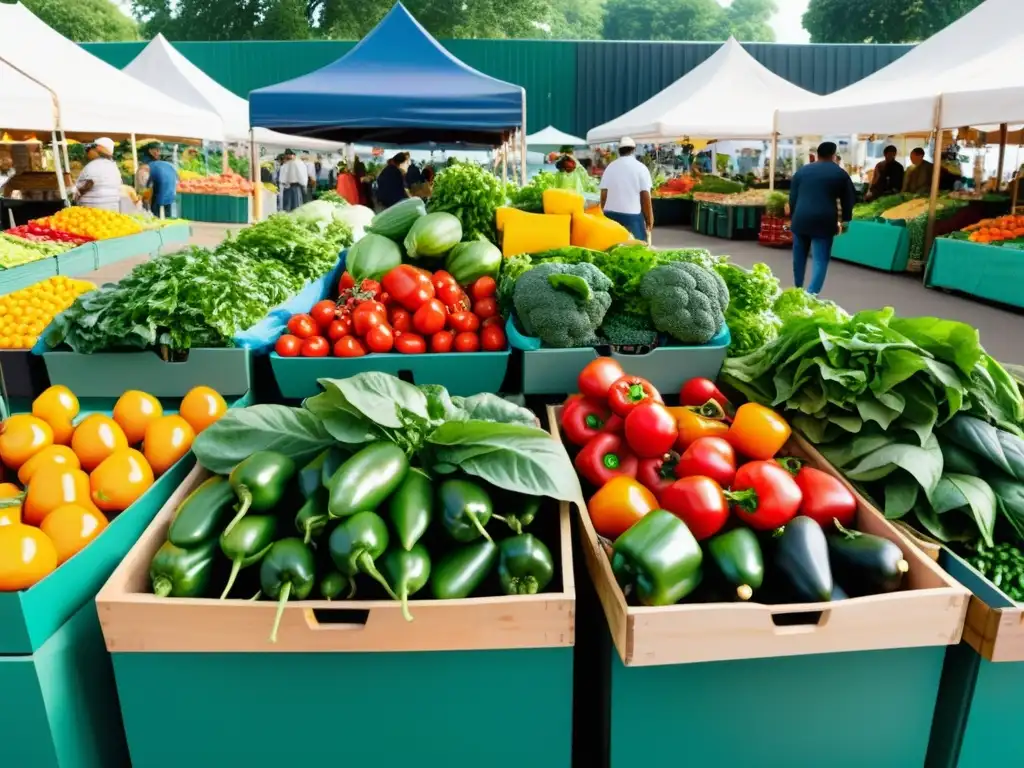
[[81, 39, 911, 137]]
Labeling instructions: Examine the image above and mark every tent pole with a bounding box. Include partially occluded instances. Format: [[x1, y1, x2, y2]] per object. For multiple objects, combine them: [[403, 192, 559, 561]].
[[50, 131, 68, 206], [769, 133, 778, 192], [502, 141, 508, 185], [1013, 142, 1021, 213], [923, 98, 944, 262], [250, 130, 261, 223], [996, 123, 1008, 190], [130, 133, 139, 175], [59, 132, 70, 179]]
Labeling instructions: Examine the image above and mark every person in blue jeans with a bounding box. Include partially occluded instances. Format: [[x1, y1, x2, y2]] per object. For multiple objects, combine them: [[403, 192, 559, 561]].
[[788, 141, 856, 294], [145, 145, 179, 220]]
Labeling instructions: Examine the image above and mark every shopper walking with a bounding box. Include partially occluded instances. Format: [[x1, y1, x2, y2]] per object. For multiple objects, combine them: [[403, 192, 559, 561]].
[[278, 150, 308, 212], [599, 137, 653, 241], [146, 148, 179, 220], [788, 141, 856, 295]]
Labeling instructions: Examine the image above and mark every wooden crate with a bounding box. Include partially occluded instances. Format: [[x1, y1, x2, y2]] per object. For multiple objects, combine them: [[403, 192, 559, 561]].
[[98, 464, 575, 653], [548, 405, 968, 667]]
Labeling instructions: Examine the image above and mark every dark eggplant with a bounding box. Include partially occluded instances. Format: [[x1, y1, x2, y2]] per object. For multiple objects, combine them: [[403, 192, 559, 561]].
[[827, 520, 909, 596], [708, 528, 763, 601], [775, 516, 833, 602]]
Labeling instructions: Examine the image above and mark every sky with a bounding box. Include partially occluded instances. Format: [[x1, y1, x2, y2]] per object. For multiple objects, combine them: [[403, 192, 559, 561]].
[[719, 0, 811, 43]]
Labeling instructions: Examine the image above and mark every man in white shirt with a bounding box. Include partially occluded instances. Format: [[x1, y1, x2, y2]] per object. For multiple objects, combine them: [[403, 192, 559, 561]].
[[599, 137, 654, 241], [279, 150, 308, 211], [74, 137, 122, 212]]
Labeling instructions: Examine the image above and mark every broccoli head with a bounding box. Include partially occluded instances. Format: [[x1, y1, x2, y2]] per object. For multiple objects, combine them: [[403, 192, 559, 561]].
[[639, 262, 729, 344], [513, 262, 613, 348]]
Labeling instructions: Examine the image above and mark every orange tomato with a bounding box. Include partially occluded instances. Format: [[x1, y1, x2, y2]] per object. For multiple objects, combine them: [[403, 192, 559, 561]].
[[587, 476, 658, 539], [0, 414, 54, 469], [90, 448, 154, 512], [178, 386, 227, 434], [23, 464, 95, 526], [18, 444, 80, 485], [71, 414, 129, 472], [46, 414, 75, 446], [0, 524, 58, 591], [32, 385, 79, 423], [143, 415, 195, 476], [0, 482, 23, 527], [113, 390, 163, 445], [40, 504, 108, 564]]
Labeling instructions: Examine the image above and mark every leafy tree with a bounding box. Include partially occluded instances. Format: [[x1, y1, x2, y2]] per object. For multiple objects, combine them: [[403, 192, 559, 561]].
[[803, 0, 983, 43], [14, 0, 138, 41], [602, 0, 775, 42], [132, 0, 264, 40], [547, 0, 605, 40], [726, 0, 777, 43], [262, 0, 311, 38]]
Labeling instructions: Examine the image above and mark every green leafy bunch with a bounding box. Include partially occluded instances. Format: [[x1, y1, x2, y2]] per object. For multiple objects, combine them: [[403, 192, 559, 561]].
[[507, 171, 558, 213], [428, 161, 506, 243], [773, 287, 849, 328], [716, 262, 780, 315]]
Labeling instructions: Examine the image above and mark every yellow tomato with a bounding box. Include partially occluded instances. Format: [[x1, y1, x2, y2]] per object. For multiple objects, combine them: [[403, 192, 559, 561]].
[[71, 414, 129, 472], [0, 414, 54, 469], [179, 387, 226, 434], [0, 483, 23, 527], [113, 391, 163, 445], [18, 444, 80, 485], [90, 448, 154, 513], [143, 415, 195, 476], [40, 504, 108, 565]]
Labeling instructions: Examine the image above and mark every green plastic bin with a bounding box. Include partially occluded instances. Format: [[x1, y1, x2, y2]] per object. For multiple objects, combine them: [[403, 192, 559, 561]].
[[178, 193, 249, 224], [832, 220, 910, 272], [96, 465, 576, 768], [94, 231, 162, 268], [55, 243, 98, 276], [0, 257, 58, 296], [693, 202, 763, 240], [925, 238, 1024, 309]]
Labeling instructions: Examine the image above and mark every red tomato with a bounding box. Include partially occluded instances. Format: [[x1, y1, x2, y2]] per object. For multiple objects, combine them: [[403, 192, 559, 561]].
[[432, 270, 459, 293], [388, 307, 412, 333], [480, 324, 506, 351], [334, 336, 366, 357], [364, 323, 395, 353], [448, 311, 480, 334], [339, 271, 355, 292], [438, 282, 468, 311], [470, 276, 497, 300], [454, 332, 480, 352], [481, 315, 503, 329], [359, 279, 383, 300], [624, 402, 678, 458], [301, 336, 330, 357], [578, 358, 625, 400], [287, 314, 317, 340], [395, 333, 427, 354], [675, 437, 737, 488], [382, 265, 435, 311], [472, 297, 499, 319], [661, 476, 730, 541], [352, 301, 387, 337], [327, 316, 353, 341], [310, 300, 338, 330], [275, 334, 301, 357], [413, 299, 447, 336], [730, 461, 803, 530], [430, 330, 455, 353]]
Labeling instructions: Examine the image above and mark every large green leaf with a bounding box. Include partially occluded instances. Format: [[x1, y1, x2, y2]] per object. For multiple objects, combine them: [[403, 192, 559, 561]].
[[940, 414, 1024, 481], [930, 473, 996, 547], [843, 434, 943, 497], [321, 373, 430, 429], [820, 434, 896, 468], [884, 476, 920, 519], [888, 316, 983, 376]]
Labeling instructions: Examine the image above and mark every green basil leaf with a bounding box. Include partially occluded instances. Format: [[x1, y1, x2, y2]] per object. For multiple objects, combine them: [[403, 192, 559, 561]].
[[844, 434, 943, 496], [929, 473, 996, 547], [304, 388, 380, 445], [819, 434, 896, 469], [418, 384, 467, 424], [451, 393, 538, 427], [193, 405, 334, 474], [321, 373, 429, 429], [988, 475, 1024, 541]]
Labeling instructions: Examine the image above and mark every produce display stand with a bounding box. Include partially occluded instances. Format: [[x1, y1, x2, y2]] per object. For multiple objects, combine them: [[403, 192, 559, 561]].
[[550, 406, 968, 767], [0, 257, 58, 295], [924, 238, 1024, 309], [96, 463, 576, 768], [177, 193, 249, 224], [651, 197, 693, 226], [692, 201, 763, 240], [832, 220, 910, 272], [54, 243, 98, 277], [157, 222, 191, 249]]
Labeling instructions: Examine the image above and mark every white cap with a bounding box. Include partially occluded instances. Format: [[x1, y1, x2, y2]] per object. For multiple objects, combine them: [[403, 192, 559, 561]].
[[619, 136, 636, 148], [94, 137, 115, 155]]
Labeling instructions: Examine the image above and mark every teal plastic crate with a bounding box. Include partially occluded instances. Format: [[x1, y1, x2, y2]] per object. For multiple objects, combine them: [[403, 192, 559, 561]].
[[693, 202, 763, 240], [925, 238, 1024, 309], [178, 193, 249, 224], [833, 220, 910, 272], [270, 350, 511, 398], [158, 223, 191, 248], [94, 231, 162, 268], [55, 243, 98, 276], [0, 603, 130, 768], [0, 257, 58, 296]]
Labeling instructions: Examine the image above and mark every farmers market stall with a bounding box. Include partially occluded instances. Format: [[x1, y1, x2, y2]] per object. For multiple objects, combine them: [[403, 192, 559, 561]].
[[925, 213, 1024, 308]]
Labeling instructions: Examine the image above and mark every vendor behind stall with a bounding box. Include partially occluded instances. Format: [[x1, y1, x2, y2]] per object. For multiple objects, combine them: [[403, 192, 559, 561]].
[[74, 137, 121, 211], [865, 145, 904, 201]]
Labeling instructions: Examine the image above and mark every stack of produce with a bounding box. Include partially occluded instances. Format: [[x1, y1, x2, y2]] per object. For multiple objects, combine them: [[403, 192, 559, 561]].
[[151, 372, 582, 643], [715, 263, 780, 356], [497, 189, 634, 258], [957, 214, 1024, 245], [45, 213, 354, 354], [693, 189, 770, 206], [6, 222, 95, 246], [36, 207, 143, 240], [0, 385, 226, 592], [559, 361, 910, 605], [722, 306, 1024, 599], [0, 233, 72, 266], [177, 172, 254, 197], [427, 161, 507, 243], [0, 276, 95, 350], [507, 169, 599, 214], [852, 194, 906, 220], [653, 175, 696, 198]]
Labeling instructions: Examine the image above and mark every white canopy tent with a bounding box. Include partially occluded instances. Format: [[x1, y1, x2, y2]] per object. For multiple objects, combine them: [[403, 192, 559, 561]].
[[0, 4, 223, 141], [776, 0, 1024, 136], [586, 37, 821, 144], [123, 36, 344, 152], [526, 126, 586, 146]]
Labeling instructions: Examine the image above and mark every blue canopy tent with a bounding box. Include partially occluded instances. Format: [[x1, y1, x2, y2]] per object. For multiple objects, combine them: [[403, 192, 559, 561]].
[[248, 3, 526, 148]]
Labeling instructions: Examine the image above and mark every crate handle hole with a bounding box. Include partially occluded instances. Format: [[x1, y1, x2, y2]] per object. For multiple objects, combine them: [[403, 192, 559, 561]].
[[397, 370, 416, 384], [770, 610, 829, 629], [308, 608, 370, 630]]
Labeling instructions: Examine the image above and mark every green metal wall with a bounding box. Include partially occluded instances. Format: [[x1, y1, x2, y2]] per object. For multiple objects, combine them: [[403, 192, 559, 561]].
[[82, 39, 911, 137]]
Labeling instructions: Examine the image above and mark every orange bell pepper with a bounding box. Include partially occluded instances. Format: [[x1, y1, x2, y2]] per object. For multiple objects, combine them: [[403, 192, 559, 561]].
[[667, 406, 730, 450], [587, 476, 658, 539], [727, 403, 791, 460]]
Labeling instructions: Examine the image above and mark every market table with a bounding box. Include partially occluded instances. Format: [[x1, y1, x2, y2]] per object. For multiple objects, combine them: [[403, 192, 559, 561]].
[[177, 193, 249, 224], [652, 196, 692, 226], [925, 237, 1024, 309], [832, 220, 910, 272], [693, 201, 763, 240]]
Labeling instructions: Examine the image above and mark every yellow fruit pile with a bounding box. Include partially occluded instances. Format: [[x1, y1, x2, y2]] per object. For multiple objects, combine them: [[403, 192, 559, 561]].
[[39, 207, 143, 240], [0, 276, 95, 350], [0, 385, 228, 592]]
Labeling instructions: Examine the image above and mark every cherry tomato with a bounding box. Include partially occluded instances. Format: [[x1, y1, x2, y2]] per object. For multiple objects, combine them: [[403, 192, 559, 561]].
[[472, 297, 498, 319], [334, 336, 367, 357], [301, 336, 330, 357], [327, 316, 353, 341], [389, 307, 412, 333], [339, 271, 355, 292], [438, 282, 468, 310], [395, 332, 427, 354], [352, 301, 387, 336], [470, 276, 497, 300], [310, 300, 338, 330], [275, 334, 301, 357], [448, 311, 480, 333], [287, 314, 317, 340], [364, 323, 395, 353], [480, 324, 506, 351], [430, 330, 455, 353], [432, 270, 459, 293], [454, 332, 480, 352], [413, 299, 447, 336]]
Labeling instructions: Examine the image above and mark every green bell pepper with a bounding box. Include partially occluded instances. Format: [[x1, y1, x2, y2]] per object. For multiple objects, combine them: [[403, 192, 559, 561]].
[[150, 538, 218, 598], [295, 488, 329, 544], [611, 509, 703, 606], [387, 468, 434, 550], [224, 451, 297, 535], [498, 534, 554, 595], [167, 475, 236, 548], [259, 538, 316, 643], [328, 442, 409, 519], [328, 511, 398, 599], [319, 570, 349, 600], [432, 540, 498, 599], [439, 479, 495, 543], [219, 515, 279, 599], [381, 544, 432, 621]]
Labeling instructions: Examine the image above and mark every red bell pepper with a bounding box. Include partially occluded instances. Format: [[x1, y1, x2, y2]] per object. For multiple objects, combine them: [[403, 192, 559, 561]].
[[624, 401, 677, 458], [636, 453, 679, 500], [676, 436, 737, 489], [727, 460, 803, 530], [661, 476, 730, 541], [561, 397, 615, 446], [578, 358, 625, 401], [607, 375, 662, 417], [679, 378, 732, 413], [382, 265, 435, 312], [574, 433, 638, 487], [778, 458, 857, 528]]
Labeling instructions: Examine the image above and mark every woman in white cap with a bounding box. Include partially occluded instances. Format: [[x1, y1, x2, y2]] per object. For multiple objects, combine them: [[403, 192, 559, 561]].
[[73, 137, 122, 211]]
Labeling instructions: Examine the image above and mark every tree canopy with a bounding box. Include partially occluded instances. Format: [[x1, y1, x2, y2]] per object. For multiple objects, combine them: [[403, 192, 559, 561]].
[[802, 0, 983, 44], [602, 0, 777, 42], [13, 0, 138, 41]]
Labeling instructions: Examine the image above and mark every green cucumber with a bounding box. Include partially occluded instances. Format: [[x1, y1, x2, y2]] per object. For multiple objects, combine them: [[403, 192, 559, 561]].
[[708, 528, 764, 601], [366, 197, 426, 241]]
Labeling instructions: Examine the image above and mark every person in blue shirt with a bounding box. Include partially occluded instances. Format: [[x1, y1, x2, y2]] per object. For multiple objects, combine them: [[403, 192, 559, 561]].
[[788, 141, 856, 295], [144, 144, 179, 220]]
